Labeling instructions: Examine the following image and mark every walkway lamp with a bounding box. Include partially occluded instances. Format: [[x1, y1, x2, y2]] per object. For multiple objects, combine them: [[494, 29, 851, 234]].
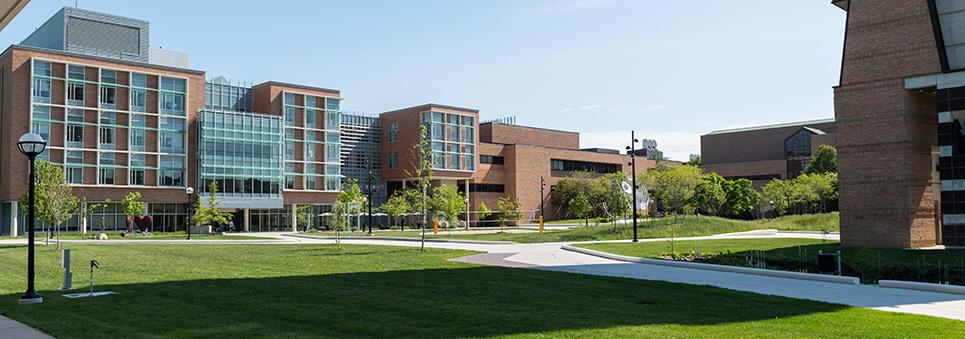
[[367, 164, 374, 236], [185, 186, 194, 240], [625, 131, 639, 243], [17, 133, 46, 305]]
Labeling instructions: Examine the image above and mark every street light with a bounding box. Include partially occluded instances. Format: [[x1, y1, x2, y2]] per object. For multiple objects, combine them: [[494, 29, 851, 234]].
[[17, 133, 46, 305], [185, 186, 194, 240], [540, 176, 546, 233], [625, 131, 640, 243], [367, 161, 375, 236]]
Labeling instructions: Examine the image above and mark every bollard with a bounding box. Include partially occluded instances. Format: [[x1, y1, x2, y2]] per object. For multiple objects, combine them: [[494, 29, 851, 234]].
[[433, 217, 439, 235], [539, 216, 544, 235], [89, 260, 100, 296]]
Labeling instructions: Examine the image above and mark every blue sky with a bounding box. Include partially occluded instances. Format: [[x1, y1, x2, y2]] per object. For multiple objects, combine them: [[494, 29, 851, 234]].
[[0, 0, 846, 160]]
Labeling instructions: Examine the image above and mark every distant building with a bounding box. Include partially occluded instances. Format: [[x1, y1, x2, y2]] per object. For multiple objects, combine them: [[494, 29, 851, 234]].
[[700, 118, 837, 186], [628, 139, 663, 160]]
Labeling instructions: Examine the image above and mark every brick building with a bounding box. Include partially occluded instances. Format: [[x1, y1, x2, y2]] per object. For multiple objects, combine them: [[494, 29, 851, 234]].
[[700, 119, 837, 187], [0, 7, 651, 235]]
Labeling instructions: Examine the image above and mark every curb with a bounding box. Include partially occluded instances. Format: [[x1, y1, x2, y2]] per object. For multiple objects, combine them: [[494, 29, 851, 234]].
[[286, 234, 516, 245], [879, 280, 965, 296], [562, 245, 860, 285]]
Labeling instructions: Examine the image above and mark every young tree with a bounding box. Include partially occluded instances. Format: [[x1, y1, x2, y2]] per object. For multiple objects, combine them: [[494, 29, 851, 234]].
[[568, 193, 592, 226], [496, 196, 522, 232], [295, 204, 313, 232], [122, 191, 145, 232], [20, 161, 78, 248], [477, 202, 492, 227], [381, 193, 410, 227], [721, 178, 760, 218], [78, 197, 103, 235], [192, 180, 233, 228], [410, 125, 434, 250], [762, 179, 792, 216], [804, 145, 837, 174], [685, 155, 702, 167], [695, 172, 726, 216], [336, 179, 365, 232], [431, 184, 466, 228], [645, 165, 701, 216]]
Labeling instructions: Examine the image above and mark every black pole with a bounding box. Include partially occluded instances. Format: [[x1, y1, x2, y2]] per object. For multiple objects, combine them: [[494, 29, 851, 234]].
[[186, 192, 193, 240], [540, 176, 545, 222], [20, 156, 41, 304], [631, 131, 638, 243], [367, 169, 373, 235]]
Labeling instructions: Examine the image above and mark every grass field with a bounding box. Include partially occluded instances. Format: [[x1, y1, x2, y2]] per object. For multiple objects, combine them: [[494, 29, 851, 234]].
[[576, 238, 965, 284], [0, 242, 962, 338], [336, 213, 841, 243], [0, 231, 277, 241]]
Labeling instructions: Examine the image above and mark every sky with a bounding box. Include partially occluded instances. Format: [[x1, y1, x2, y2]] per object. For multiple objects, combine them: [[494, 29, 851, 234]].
[[0, 0, 846, 160]]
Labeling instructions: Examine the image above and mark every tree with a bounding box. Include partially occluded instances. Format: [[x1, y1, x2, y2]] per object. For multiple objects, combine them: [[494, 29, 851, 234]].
[[78, 197, 103, 235], [477, 202, 492, 226], [685, 155, 702, 167], [762, 179, 792, 216], [695, 173, 726, 216], [496, 196, 522, 232], [804, 145, 837, 174], [410, 124, 434, 250], [431, 184, 466, 228], [191, 180, 233, 228], [568, 193, 592, 226], [20, 161, 78, 248], [295, 205, 313, 232], [336, 179, 365, 233], [645, 165, 701, 216], [381, 193, 410, 227], [721, 178, 760, 219], [122, 191, 144, 232]]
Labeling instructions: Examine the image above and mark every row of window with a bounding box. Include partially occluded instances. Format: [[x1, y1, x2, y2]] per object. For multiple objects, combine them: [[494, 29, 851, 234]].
[[32, 105, 186, 154], [480, 155, 504, 165], [550, 159, 620, 174], [34, 60, 187, 116], [469, 183, 505, 193]]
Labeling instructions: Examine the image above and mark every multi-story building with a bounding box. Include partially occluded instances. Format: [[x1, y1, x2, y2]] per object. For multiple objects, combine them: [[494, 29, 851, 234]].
[[0, 7, 654, 235], [700, 118, 837, 187]]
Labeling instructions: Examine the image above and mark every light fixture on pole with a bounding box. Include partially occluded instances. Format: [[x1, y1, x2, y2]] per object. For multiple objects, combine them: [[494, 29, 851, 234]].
[[185, 186, 194, 240], [367, 163, 374, 236], [17, 133, 46, 305], [625, 131, 639, 243]]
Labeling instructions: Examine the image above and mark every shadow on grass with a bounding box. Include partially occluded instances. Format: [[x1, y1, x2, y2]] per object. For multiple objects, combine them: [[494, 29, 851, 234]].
[[0, 266, 859, 338]]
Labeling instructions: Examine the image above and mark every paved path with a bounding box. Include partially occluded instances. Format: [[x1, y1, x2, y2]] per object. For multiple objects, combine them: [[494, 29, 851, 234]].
[[0, 315, 53, 339]]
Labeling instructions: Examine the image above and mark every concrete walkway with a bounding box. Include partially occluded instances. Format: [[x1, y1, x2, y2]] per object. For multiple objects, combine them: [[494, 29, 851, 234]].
[[0, 315, 53, 339]]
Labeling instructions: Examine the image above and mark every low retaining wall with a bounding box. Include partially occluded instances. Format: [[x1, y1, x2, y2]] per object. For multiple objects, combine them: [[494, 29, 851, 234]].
[[562, 245, 860, 285], [879, 280, 965, 296]]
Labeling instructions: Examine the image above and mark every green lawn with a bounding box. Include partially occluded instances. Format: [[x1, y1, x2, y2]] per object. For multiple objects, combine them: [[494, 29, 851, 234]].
[[576, 238, 965, 284], [0, 231, 276, 241], [0, 243, 961, 338], [353, 213, 840, 243]]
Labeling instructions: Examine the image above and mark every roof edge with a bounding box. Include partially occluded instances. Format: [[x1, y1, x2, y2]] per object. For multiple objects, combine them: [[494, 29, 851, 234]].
[[252, 81, 340, 95], [705, 117, 835, 136], [5, 44, 205, 74]]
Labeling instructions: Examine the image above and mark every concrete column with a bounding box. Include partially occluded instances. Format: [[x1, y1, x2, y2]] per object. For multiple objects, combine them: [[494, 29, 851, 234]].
[[402, 180, 407, 189], [290, 204, 297, 233], [465, 179, 471, 228], [8, 201, 18, 237], [79, 202, 88, 234], [243, 208, 251, 232]]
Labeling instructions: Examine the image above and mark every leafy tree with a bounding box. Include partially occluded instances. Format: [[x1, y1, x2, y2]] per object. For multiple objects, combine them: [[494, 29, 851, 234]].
[[568, 193, 592, 226], [122, 191, 144, 220], [408, 125, 434, 250], [381, 193, 410, 227], [645, 165, 701, 215], [192, 180, 233, 227], [721, 178, 760, 218], [477, 202, 492, 226], [78, 197, 103, 234], [431, 184, 466, 227], [762, 179, 792, 216], [685, 155, 702, 167], [295, 204, 313, 232], [804, 145, 837, 174], [20, 161, 78, 248], [335, 179, 365, 234], [695, 173, 726, 216], [496, 196, 522, 231]]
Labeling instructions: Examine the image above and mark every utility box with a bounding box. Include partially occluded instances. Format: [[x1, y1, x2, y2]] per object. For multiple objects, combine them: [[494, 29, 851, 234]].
[[817, 250, 841, 275]]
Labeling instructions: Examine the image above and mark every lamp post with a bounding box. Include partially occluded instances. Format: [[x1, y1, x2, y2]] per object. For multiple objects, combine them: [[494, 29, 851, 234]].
[[625, 131, 640, 243], [17, 133, 46, 305], [540, 176, 546, 233], [367, 165, 374, 236], [185, 186, 194, 240]]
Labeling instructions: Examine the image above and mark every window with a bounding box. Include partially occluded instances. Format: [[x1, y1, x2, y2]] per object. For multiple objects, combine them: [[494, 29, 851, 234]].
[[550, 159, 619, 174], [100, 86, 115, 107], [131, 73, 147, 87], [326, 98, 340, 111], [68, 65, 85, 80], [465, 155, 475, 170], [130, 115, 146, 151], [68, 79, 84, 105], [66, 151, 83, 184], [450, 124, 460, 142], [450, 152, 460, 170], [100, 70, 116, 84], [159, 155, 185, 186], [305, 165, 316, 190], [388, 151, 399, 169], [462, 116, 474, 126], [326, 144, 339, 162], [388, 123, 399, 142], [326, 176, 340, 191], [431, 124, 444, 141], [784, 128, 813, 158], [129, 154, 145, 186], [465, 126, 474, 143], [305, 96, 316, 108], [480, 155, 504, 165], [306, 108, 316, 129], [33, 60, 51, 76], [160, 77, 186, 116], [99, 168, 114, 185], [284, 106, 295, 124], [131, 88, 146, 112], [326, 111, 339, 130], [33, 72, 51, 103], [284, 92, 296, 106], [160, 118, 185, 153], [67, 125, 84, 147], [469, 183, 505, 193], [99, 152, 116, 185], [31, 106, 50, 141], [99, 112, 115, 149]]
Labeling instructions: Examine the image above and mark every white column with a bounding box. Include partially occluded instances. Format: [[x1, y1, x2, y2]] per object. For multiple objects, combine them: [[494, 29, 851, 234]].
[[290, 204, 297, 233], [9, 201, 18, 237], [243, 208, 251, 232], [465, 179, 471, 228], [79, 201, 88, 234]]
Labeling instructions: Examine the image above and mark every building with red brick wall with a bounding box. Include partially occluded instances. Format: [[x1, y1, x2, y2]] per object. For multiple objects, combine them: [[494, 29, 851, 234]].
[[700, 119, 837, 187]]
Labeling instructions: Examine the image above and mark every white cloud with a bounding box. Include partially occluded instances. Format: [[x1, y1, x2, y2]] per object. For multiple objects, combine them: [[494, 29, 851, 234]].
[[560, 107, 574, 112], [580, 129, 700, 161], [579, 103, 605, 110], [643, 104, 667, 112]]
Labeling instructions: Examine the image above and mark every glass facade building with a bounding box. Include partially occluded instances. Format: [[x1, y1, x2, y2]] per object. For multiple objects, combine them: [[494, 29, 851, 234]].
[[421, 110, 475, 171], [282, 91, 342, 191]]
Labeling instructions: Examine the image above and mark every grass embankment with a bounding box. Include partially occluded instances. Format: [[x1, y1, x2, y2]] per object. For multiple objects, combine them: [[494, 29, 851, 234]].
[[577, 238, 965, 284], [0, 243, 961, 337], [354, 213, 840, 243]]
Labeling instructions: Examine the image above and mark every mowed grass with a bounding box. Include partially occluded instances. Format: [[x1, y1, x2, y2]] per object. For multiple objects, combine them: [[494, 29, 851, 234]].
[[0, 231, 276, 240], [0, 242, 962, 338], [353, 213, 840, 243], [577, 238, 832, 259]]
